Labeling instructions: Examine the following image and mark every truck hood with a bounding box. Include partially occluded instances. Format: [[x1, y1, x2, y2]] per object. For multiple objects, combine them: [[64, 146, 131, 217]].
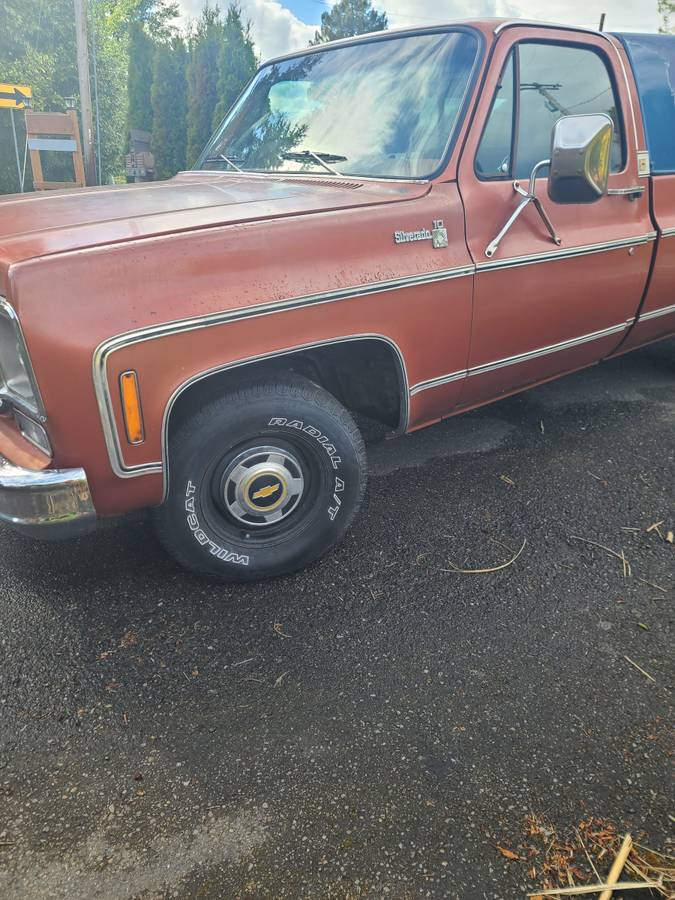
[[0, 172, 429, 271]]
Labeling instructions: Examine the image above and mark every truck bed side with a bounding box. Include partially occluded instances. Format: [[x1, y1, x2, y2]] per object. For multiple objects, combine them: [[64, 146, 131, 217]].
[[613, 32, 675, 349]]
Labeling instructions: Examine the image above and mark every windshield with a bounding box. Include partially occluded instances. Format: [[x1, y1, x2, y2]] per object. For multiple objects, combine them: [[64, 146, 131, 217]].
[[197, 29, 480, 180]]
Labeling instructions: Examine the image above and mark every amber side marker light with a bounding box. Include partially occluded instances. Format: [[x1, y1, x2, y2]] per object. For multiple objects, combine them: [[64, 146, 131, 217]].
[[119, 370, 145, 444]]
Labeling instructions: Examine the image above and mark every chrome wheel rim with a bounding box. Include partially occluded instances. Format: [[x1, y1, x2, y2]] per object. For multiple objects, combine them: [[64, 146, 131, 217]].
[[220, 445, 305, 527]]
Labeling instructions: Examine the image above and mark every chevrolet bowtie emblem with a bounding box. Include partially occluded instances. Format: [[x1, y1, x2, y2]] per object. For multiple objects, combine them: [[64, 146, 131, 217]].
[[252, 483, 281, 500]]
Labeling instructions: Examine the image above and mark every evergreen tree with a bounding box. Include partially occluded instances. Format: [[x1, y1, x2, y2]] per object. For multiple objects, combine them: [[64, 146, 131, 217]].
[[310, 0, 387, 45], [212, 3, 257, 131], [127, 0, 179, 136], [127, 22, 154, 131], [151, 35, 188, 179], [186, 5, 223, 166]]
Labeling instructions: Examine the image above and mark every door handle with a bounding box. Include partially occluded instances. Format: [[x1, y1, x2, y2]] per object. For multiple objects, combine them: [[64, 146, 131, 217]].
[[607, 186, 645, 200]]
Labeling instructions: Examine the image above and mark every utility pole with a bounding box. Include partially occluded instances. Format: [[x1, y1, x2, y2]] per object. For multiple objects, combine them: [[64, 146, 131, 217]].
[[73, 0, 97, 185]]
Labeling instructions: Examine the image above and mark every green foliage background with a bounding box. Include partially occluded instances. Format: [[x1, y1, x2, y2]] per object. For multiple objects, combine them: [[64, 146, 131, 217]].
[[1, 0, 82, 193], [0, 0, 153, 194], [0, 0, 390, 195]]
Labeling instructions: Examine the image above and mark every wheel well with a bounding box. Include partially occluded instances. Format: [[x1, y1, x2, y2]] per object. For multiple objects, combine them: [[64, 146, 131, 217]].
[[166, 338, 407, 446]]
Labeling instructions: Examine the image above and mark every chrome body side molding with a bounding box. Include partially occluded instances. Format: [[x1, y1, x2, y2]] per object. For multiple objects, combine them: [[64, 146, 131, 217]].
[[466, 323, 627, 377], [409, 369, 467, 396], [477, 233, 656, 273], [409, 321, 632, 395], [638, 302, 675, 321]]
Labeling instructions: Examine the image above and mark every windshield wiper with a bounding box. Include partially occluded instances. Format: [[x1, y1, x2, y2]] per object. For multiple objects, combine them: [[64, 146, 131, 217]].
[[281, 149, 347, 176], [204, 153, 245, 173]]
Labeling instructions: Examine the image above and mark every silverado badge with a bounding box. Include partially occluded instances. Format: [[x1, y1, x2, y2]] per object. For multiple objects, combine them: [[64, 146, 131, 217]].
[[394, 219, 448, 249]]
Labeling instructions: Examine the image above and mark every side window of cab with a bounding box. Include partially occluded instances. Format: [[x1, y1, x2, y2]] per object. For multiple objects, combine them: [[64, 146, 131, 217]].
[[476, 41, 626, 180]]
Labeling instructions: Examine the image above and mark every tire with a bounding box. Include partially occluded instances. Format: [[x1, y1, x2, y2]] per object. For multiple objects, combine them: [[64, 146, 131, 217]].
[[154, 376, 367, 581]]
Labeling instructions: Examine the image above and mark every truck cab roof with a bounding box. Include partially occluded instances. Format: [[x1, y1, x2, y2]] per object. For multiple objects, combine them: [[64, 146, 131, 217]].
[[264, 19, 607, 66]]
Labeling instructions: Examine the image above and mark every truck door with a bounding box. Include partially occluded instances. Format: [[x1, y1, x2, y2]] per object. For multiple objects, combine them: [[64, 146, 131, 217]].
[[457, 26, 653, 407]]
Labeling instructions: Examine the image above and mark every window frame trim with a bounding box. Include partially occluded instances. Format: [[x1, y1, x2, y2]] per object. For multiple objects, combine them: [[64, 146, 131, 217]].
[[474, 37, 629, 184]]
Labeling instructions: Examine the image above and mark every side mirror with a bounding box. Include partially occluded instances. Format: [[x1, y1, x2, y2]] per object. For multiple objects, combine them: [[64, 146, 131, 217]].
[[548, 114, 613, 204]]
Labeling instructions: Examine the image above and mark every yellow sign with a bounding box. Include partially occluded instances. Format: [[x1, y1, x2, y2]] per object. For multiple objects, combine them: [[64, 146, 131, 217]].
[[0, 83, 32, 109]]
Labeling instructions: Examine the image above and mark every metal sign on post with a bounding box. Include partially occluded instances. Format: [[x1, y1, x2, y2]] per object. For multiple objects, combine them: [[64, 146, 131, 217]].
[[0, 83, 32, 109], [2, 84, 32, 193]]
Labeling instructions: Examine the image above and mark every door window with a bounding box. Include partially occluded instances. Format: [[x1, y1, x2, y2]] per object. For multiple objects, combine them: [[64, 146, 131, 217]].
[[476, 41, 625, 180], [475, 51, 515, 178]]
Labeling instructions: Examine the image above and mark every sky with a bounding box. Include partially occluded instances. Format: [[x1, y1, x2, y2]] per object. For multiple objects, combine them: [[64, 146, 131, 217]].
[[176, 0, 662, 61]]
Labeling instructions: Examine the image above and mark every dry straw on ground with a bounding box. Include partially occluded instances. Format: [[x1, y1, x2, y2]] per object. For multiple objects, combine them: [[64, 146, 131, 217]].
[[497, 815, 674, 898]]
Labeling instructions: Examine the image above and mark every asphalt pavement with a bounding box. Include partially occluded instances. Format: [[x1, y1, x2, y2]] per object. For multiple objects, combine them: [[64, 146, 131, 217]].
[[0, 340, 673, 899]]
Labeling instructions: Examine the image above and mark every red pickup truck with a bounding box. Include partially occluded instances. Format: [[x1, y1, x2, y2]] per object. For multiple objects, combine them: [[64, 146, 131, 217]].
[[0, 19, 673, 581]]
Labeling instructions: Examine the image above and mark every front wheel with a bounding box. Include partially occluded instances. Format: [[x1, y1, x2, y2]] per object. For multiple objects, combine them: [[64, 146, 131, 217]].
[[154, 377, 367, 581]]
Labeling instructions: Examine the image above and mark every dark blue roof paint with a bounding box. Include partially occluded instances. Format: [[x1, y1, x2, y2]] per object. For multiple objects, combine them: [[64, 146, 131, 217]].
[[615, 32, 675, 175]]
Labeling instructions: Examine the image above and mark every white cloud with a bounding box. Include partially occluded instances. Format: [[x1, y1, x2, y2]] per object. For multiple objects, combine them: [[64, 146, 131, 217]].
[[373, 0, 660, 34], [176, 0, 663, 61], [177, 0, 315, 60]]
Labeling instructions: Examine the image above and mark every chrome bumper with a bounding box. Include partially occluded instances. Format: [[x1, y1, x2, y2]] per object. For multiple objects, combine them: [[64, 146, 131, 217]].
[[0, 455, 96, 539]]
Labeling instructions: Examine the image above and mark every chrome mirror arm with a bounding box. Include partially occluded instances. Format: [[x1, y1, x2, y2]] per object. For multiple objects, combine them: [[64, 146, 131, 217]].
[[485, 159, 562, 259], [527, 158, 551, 195]]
